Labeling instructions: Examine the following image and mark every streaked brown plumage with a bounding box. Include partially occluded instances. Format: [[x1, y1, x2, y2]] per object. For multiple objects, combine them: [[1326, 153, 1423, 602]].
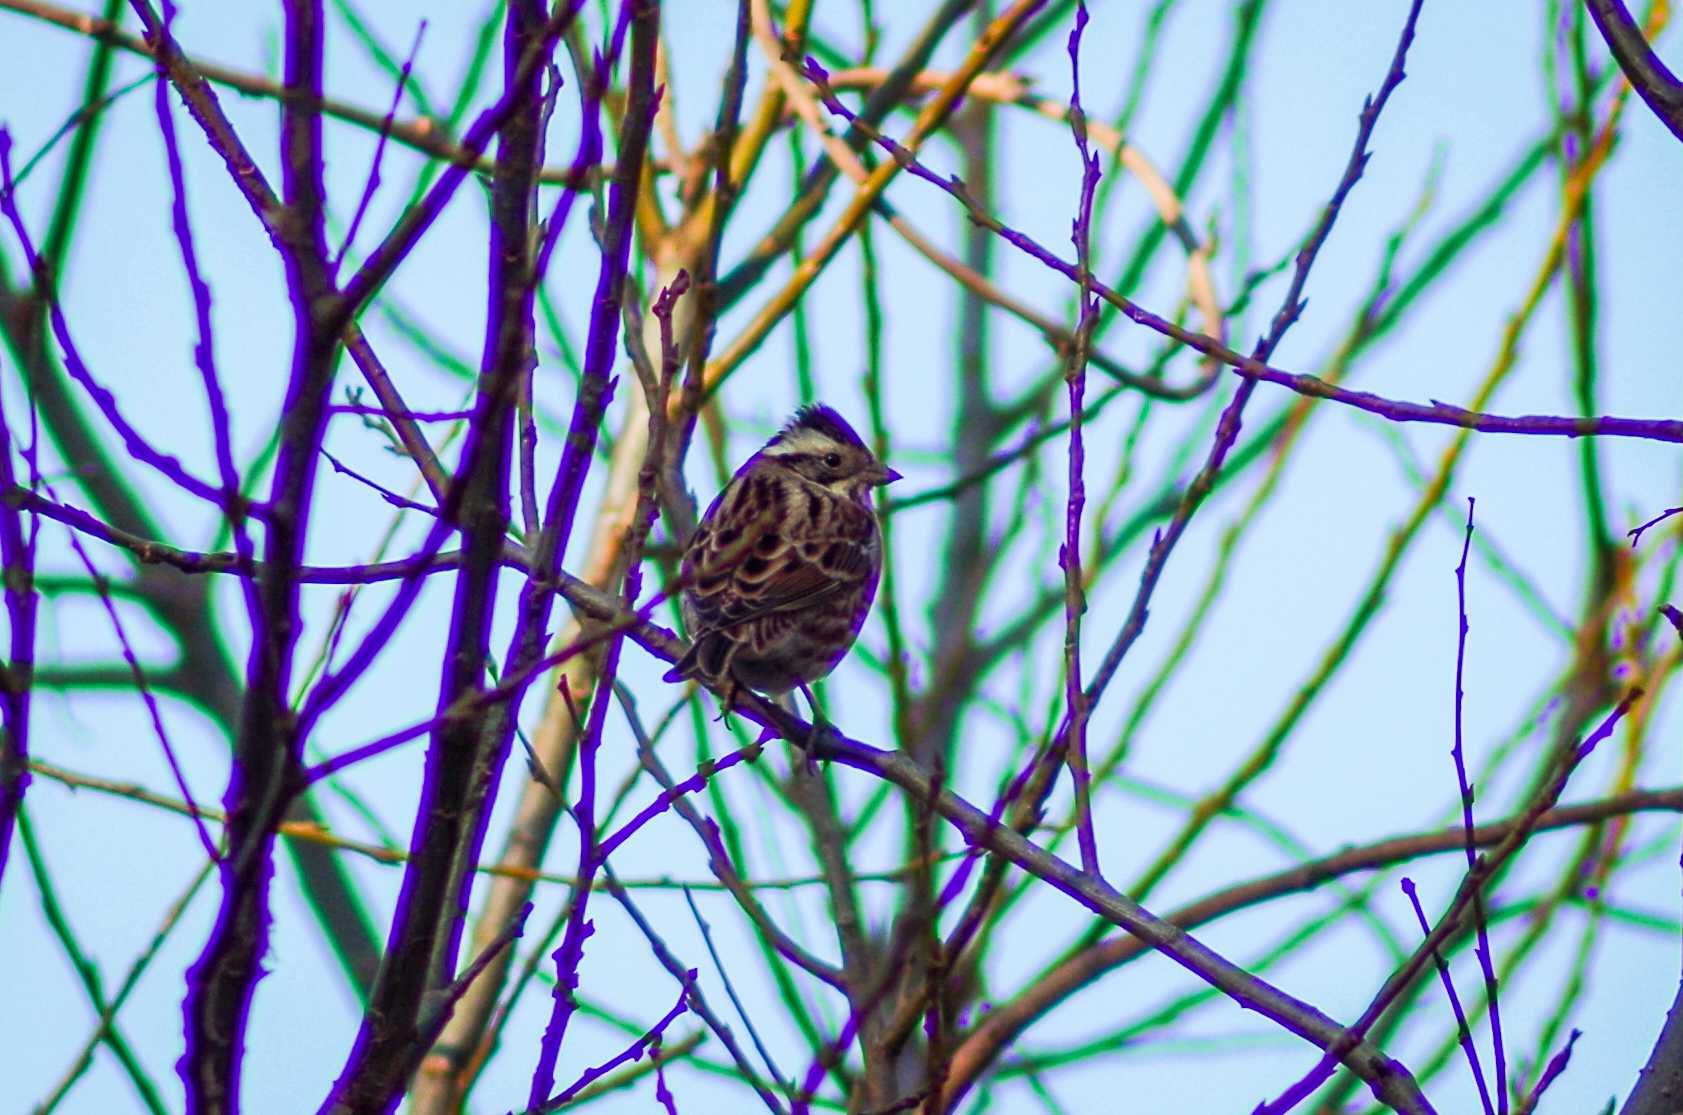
[[664, 404, 899, 707]]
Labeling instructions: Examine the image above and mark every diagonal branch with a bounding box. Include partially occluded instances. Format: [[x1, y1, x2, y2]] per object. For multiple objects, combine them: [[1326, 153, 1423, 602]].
[[939, 784, 1683, 1109]]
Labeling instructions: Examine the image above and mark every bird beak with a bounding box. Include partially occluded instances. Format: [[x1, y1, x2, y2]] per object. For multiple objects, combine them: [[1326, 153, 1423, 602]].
[[875, 465, 902, 486]]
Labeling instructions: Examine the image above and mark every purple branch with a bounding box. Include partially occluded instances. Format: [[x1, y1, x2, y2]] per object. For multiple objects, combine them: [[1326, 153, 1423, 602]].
[[1515, 1029, 1578, 1115], [0, 371, 39, 892], [1255, 691, 1639, 1115], [333, 21, 426, 273], [1629, 505, 1682, 548], [1453, 498, 1507, 1111], [1060, 0, 1101, 878], [1584, 0, 1683, 142], [793, 1016, 858, 1114], [201, 0, 333, 1090], [535, 980, 692, 1113], [534, 0, 635, 280], [1662, 604, 1683, 643], [320, 449, 440, 516], [179, 0, 342, 1105], [149, 0, 254, 614], [527, 14, 662, 1095], [338, 2, 590, 319], [596, 741, 765, 861], [0, 133, 227, 508], [528, 565, 661, 1101], [527, 604, 627, 1104], [1401, 877, 1495, 1115], [653, 1037, 679, 1114], [320, 1, 555, 1109], [48, 482, 220, 863], [1226, 367, 1683, 445]]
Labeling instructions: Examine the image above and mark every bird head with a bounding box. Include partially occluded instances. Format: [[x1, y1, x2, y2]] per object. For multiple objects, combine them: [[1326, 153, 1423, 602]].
[[760, 403, 901, 500]]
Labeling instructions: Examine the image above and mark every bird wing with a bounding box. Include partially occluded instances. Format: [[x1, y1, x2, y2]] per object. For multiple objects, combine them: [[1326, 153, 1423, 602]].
[[665, 473, 879, 686], [683, 509, 875, 634], [683, 469, 868, 615]]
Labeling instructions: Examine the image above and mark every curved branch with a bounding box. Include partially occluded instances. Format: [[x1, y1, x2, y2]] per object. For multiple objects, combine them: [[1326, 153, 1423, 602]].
[[1585, 0, 1683, 143]]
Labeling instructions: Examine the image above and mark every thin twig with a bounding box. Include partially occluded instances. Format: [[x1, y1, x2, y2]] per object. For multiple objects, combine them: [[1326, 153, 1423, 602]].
[[1451, 499, 1507, 1111]]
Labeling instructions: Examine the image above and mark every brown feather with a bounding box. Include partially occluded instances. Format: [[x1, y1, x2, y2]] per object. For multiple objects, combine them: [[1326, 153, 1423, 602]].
[[662, 407, 893, 700]]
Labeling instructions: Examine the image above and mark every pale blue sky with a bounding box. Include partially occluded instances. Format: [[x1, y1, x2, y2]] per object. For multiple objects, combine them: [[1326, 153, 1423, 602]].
[[2, 2, 1680, 1112]]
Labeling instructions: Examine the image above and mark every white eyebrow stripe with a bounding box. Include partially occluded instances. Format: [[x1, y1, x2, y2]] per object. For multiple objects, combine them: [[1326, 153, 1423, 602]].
[[764, 429, 834, 456]]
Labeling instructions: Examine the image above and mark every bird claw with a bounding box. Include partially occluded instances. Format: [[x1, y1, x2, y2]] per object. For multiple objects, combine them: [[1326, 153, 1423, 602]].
[[801, 700, 830, 776], [711, 677, 745, 725]]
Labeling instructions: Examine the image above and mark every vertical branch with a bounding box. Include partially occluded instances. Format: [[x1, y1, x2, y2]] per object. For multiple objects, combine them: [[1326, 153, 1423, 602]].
[[1073, 0, 1425, 722], [148, 0, 254, 599], [320, 1, 549, 1111], [1556, 4, 1616, 589], [533, 0, 633, 281], [12, 0, 382, 1001], [416, 3, 747, 1102], [524, 2, 663, 1105], [1060, 0, 1100, 877], [531, 0, 655, 567], [1619, 592, 1683, 1115], [179, 0, 342, 1108], [0, 316, 38, 889], [1623, 988, 1683, 1115], [525, 593, 622, 1108], [332, 21, 426, 273], [1452, 499, 1506, 1110], [1400, 876, 1494, 1114]]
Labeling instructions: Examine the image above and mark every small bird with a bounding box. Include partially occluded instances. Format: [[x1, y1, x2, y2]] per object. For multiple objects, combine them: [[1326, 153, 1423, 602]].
[[663, 404, 899, 719]]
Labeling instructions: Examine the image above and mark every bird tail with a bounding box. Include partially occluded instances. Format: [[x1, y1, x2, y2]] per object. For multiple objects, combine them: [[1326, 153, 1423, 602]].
[[661, 650, 696, 684], [664, 631, 728, 684]]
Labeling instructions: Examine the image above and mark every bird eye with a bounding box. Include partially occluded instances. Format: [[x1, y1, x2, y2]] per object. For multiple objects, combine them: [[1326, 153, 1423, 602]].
[[824, 452, 842, 469]]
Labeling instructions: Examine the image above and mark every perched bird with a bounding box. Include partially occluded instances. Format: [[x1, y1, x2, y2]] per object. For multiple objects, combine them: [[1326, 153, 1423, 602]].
[[663, 404, 900, 717]]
